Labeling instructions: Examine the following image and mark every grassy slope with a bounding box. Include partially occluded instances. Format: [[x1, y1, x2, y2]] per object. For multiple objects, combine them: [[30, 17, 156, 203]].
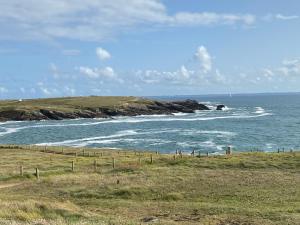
[[0, 96, 146, 112], [0, 146, 299, 225]]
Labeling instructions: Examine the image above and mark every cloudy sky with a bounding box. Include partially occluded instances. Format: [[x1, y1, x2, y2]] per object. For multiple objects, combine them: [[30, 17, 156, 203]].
[[0, 0, 300, 99]]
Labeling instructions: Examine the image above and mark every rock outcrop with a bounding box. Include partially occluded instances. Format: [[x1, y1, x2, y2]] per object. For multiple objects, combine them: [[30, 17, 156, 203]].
[[0, 99, 213, 122], [216, 105, 226, 110]]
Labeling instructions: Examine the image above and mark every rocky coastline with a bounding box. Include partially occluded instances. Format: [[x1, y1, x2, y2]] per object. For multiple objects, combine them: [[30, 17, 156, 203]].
[[0, 98, 222, 122]]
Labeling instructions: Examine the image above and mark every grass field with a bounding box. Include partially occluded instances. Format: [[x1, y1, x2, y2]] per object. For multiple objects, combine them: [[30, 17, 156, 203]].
[[0, 96, 144, 112], [0, 145, 299, 225]]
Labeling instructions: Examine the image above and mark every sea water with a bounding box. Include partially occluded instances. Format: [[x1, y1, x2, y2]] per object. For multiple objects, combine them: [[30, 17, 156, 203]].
[[0, 93, 299, 154]]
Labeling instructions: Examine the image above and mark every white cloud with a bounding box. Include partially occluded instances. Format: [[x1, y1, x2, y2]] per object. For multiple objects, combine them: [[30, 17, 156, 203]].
[[263, 13, 299, 22], [195, 46, 212, 73], [278, 59, 300, 76], [180, 65, 190, 79], [173, 12, 255, 26], [0, 87, 8, 93], [134, 46, 227, 86], [0, 1, 256, 41], [79, 66, 122, 82], [275, 14, 299, 20], [96, 47, 111, 60], [259, 59, 300, 79], [37, 82, 59, 96]]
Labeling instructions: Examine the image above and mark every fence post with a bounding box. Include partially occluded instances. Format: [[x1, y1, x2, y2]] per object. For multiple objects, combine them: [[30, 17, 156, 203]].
[[150, 154, 153, 164], [72, 160, 75, 172], [112, 158, 115, 169], [226, 146, 232, 155], [82, 149, 85, 156], [35, 168, 39, 180], [94, 160, 97, 171], [20, 165, 23, 176]]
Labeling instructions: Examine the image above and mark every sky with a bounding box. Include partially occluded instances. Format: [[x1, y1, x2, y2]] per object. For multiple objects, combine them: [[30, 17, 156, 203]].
[[0, 0, 300, 99]]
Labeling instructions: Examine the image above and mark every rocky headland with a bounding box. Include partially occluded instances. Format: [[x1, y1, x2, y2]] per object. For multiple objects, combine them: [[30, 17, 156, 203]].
[[0, 96, 223, 122]]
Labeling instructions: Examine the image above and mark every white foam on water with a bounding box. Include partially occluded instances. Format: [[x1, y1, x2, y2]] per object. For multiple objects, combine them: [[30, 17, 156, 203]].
[[0, 105, 272, 140], [200, 101, 218, 110], [36, 129, 140, 146], [0, 127, 20, 137], [254, 107, 265, 114], [200, 140, 224, 151], [172, 112, 190, 116], [182, 130, 236, 137], [221, 106, 233, 111], [0, 121, 25, 125], [177, 140, 224, 151], [266, 143, 276, 149]]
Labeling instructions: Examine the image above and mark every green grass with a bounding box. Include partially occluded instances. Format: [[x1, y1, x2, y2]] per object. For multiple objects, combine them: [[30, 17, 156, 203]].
[[0, 145, 299, 224], [0, 96, 146, 112]]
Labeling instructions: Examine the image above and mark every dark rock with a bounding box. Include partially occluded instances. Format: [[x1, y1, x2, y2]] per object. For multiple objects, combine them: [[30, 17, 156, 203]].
[[172, 99, 210, 110], [0, 99, 216, 122], [216, 105, 226, 110]]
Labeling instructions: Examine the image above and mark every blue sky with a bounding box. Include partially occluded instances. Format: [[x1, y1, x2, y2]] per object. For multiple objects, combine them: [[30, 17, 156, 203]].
[[0, 0, 300, 99]]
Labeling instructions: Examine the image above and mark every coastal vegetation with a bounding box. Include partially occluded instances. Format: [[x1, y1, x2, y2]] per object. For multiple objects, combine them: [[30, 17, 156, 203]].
[[0, 96, 210, 122], [0, 145, 299, 224]]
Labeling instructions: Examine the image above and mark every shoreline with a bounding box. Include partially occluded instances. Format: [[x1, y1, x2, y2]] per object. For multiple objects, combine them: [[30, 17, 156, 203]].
[[0, 96, 213, 122]]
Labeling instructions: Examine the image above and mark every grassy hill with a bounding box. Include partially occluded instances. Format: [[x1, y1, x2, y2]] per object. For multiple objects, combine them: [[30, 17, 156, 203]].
[[0, 145, 299, 225], [0, 96, 208, 121], [0, 96, 141, 112]]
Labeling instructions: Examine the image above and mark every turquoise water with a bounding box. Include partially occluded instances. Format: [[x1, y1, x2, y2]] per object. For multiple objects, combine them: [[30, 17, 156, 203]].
[[0, 93, 300, 154]]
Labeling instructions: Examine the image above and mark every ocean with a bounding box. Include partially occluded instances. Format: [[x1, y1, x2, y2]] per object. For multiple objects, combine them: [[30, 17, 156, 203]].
[[0, 93, 300, 154]]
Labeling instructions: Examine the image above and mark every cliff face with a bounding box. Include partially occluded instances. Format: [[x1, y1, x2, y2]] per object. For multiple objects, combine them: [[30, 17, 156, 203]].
[[0, 98, 210, 122]]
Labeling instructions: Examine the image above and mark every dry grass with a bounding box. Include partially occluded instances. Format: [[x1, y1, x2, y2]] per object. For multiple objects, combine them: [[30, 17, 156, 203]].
[[0, 96, 143, 112], [0, 145, 299, 225]]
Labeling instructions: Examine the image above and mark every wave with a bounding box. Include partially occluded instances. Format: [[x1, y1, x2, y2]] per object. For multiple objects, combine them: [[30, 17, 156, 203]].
[[37, 136, 173, 148], [255, 107, 265, 114], [172, 112, 190, 116], [181, 130, 236, 137], [0, 127, 20, 137], [0, 121, 25, 126], [36, 129, 140, 146], [0, 106, 272, 139], [221, 106, 233, 111], [177, 140, 225, 151]]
